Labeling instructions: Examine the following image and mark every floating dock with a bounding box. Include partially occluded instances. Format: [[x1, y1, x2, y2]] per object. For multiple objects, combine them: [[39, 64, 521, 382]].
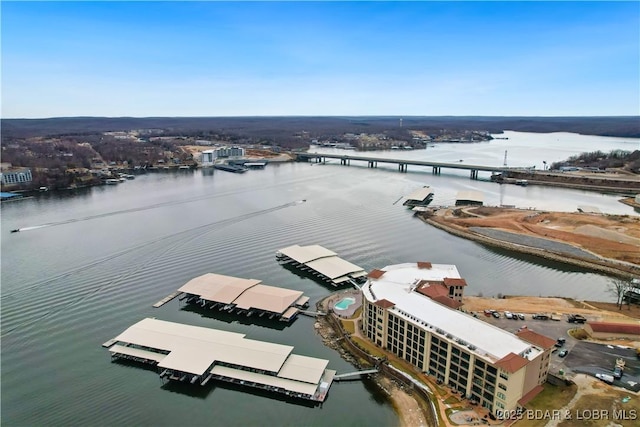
[[177, 273, 309, 322], [152, 291, 184, 308], [276, 244, 367, 287], [105, 318, 335, 403]]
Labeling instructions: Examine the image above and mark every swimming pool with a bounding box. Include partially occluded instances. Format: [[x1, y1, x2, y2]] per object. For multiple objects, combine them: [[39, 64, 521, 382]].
[[334, 297, 356, 311]]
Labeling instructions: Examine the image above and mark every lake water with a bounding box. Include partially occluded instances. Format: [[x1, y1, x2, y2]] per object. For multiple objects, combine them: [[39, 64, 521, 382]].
[[1, 131, 638, 425]]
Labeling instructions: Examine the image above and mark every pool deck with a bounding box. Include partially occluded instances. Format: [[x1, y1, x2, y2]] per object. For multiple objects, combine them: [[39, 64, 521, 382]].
[[329, 290, 362, 318]]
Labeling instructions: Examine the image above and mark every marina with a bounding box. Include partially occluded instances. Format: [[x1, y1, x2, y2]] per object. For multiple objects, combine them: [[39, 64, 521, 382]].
[[2, 131, 637, 426], [213, 163, 248, 173], [177, 273, 309, 322], [105, 318, 336, 403], [276, 244, 368, 287]]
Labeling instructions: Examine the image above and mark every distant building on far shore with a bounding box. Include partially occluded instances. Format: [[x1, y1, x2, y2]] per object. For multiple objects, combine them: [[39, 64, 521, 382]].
[[201, 146, 246, 167], [0, 164, 33, 186]]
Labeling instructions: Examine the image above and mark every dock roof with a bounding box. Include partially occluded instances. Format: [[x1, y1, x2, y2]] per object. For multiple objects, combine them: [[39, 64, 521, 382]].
[[178, 273, 261, 304], [405, 186, 433, 202], [278, 244, 337, 264], [306, 256, 365, 280], [455, 190, 484, 203], [179, 273, 304, 314], [277, 354, 329, 384], [233, 284, 303, 312], [112, 318, 293, 375], [108, 319, 336, 399], [210, 365, 319, 396]]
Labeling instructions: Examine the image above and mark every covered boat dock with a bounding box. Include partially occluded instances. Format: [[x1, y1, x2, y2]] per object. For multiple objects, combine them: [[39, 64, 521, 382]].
[[105, 318, 335, 403], [455, 190, 484, 206], [402, 186, 434, 208], [177, 273, 309, 322], [276, 244, 367, 287]]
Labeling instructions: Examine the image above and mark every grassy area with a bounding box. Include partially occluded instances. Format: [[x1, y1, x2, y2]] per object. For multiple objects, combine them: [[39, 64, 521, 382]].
[[585, 301, 640, 320], [515, 383, 578, 427], [349, 336, 387, 359], [558, 391, 640, 427], [568, 328, 588, 340], [340, 319, 355, 334], [444, 395, 461, 405]]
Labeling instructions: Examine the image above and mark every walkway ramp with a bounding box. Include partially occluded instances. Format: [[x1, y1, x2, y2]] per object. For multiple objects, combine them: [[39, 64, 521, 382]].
[[334, 368, 379, 381], [153, 291, 184, 308]]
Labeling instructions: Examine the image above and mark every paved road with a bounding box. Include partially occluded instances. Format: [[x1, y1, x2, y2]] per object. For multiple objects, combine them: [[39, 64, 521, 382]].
[[564, 341, 640, 393], [469, 227, 600, 260]]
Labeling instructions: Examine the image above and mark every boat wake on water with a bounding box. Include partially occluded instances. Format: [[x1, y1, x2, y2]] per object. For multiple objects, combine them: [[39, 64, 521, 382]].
[[1, 200, 306, 336], [10, 197, 308, 234]]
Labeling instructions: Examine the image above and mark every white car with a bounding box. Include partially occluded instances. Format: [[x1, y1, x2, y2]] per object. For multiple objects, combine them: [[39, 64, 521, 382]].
[[504, 311, 513, 319]]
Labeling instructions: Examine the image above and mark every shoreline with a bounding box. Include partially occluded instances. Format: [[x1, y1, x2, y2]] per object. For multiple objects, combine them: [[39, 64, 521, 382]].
[[315, 295, 437, 427], [417, 210, 639, 279]]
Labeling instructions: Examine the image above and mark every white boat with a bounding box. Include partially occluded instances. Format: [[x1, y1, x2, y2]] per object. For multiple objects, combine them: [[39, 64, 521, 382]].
[[104, 179, 119, 185]]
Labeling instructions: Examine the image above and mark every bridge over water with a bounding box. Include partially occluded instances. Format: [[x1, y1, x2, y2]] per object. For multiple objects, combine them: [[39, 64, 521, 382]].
[[297, 152, 527, 179]]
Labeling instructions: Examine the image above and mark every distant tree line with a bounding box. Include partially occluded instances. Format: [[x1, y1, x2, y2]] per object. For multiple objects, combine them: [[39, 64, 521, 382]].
[[3, 116, 639, 140], [550, 150, 640, 173]]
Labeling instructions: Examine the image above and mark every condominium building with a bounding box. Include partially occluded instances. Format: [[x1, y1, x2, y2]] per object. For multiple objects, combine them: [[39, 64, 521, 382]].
[[201, 146, 246, 166], [361, 262, 555, 415]]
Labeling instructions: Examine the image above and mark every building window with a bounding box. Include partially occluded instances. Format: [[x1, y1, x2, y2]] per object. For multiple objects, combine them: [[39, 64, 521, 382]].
[[498, 383, 507, 391], [497, 392, 506, 400], [499, 372, 509, 380]]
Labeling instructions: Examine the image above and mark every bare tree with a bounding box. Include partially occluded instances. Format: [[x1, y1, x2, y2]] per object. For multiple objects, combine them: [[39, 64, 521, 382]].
[[608, 278, 633, 310]]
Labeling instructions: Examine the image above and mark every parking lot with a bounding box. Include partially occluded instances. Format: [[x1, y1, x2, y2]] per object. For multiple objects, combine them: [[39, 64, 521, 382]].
[[477, 311, 640, 393]]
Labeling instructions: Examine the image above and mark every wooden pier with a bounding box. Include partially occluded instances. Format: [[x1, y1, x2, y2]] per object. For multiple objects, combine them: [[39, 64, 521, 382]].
[[152, 291, 183, 308]]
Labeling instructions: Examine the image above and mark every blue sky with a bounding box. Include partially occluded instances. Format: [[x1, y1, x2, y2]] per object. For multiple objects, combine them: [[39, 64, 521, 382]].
[[2, 1, 639, 118]]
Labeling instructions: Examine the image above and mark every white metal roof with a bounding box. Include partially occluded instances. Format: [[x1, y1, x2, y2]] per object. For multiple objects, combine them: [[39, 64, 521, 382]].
[[455, 190, 484, 203], [210, 365, 319, 396], [178, 273, 261, 304], [406, 186, 433, 201], [364, 263, 541, 362], [281, 307, 299, 320], [277, 354, 329, 384], [295, 296, 310, 306], [306, 257, 365, 280], [112, 318, 312, 375], [278, 244, 336, 264], [109, 344, 167, 363], [232, 284, 303, 313], [158, 346, 220, 375]]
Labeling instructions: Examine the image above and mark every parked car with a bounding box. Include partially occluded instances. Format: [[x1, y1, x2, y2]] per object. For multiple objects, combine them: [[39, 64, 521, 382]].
[[558, 350, 568, 357], [533, 314, 549, 320], [517, 313, 525, 320], [596, 373, 614, 384], [504, 311, 513, 319], [492, 311, 501, 318], [568, 314, 587, 323], [613, 367, 623, 379]]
